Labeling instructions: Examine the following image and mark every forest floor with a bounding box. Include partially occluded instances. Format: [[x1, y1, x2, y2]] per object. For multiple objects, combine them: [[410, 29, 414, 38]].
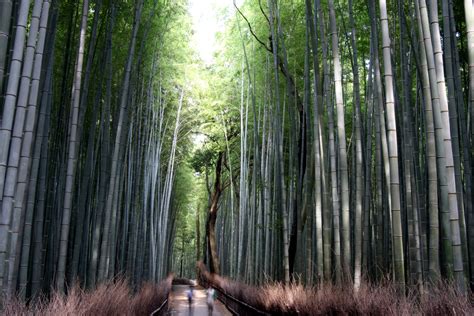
[[167, 285, 231, 316]]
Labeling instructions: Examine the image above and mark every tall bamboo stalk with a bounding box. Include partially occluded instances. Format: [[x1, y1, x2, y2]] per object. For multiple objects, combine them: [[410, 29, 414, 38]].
[[56, 0, 89, 292], [328, 0, 350, 279], [379, 0, 405, 287], [0, 0, 13, 97]]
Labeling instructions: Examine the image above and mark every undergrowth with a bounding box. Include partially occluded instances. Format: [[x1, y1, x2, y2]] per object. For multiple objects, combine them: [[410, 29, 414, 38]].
[[1, 275, 172, 315], [198, 262, 473, 315]]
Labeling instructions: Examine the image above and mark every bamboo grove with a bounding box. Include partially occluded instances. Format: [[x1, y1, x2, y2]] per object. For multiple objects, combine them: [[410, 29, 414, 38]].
[[0, 0, 195, 299], [0, 0, 473, 304], [188, 0, 474, 295]]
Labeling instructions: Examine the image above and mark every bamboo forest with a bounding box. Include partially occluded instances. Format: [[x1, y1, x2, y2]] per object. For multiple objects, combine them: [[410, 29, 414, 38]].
[[0, 0, 474, 314]]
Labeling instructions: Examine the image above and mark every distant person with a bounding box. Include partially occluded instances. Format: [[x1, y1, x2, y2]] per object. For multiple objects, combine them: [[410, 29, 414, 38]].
[[206, 286, 216, 314], [186, 285, 194, 308]]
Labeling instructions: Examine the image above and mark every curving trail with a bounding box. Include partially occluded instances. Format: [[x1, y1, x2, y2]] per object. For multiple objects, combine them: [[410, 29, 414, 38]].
[[167, 285, 231, 316]]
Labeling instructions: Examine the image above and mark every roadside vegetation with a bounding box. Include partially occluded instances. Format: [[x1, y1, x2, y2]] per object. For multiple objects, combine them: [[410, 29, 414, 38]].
[[1, 276, 172, 315]]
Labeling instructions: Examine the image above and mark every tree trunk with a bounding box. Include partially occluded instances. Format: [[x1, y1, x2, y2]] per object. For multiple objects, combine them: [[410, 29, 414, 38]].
[[379, 0, 405, 287], [56, 0, 89, 292], [348, 0, 363, 289], [10, 0, 50, 295], [0, 0, 13, 99], [207, 152, 224, 274], [328, 0, 351, 279], [98, 0, 144, 282], [0, 0, 41, 293], [414, 0, 440, 282], [427, 0, 465, 292], [464, 0, 474, 289]]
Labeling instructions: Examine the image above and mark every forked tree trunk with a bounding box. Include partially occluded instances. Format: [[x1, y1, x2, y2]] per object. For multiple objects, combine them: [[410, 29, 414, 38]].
[[207, 152, 224, 274]]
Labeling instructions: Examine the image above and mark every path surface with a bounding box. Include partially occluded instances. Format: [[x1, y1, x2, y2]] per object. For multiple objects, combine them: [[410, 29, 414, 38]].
[[167, 284, 231, 316]]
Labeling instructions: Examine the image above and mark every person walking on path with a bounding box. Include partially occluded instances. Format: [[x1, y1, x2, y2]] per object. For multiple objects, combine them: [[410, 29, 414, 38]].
[[167, 284, 231, 315], [186, 285, 194, 308], [206, 286, 216, 315]]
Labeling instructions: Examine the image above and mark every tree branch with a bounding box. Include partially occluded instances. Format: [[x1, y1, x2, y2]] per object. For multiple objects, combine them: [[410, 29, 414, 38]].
[[258, 0, 271, 25], [233, 0, 272, 53]]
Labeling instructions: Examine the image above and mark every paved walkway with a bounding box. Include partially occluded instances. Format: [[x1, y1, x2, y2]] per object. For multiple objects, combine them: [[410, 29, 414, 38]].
[[167, 285, 231, 316]]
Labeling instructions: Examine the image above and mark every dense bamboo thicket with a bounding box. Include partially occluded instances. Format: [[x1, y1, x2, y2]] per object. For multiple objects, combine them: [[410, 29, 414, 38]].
[[188, 0, 474, 295], [0, 0, 193, 299]]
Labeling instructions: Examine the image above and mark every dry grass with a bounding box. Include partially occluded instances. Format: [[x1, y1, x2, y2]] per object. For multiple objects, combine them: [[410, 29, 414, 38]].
[[197, 262, 473, 315], [130, 279, 172, 315], [1, 276, 172, 315]]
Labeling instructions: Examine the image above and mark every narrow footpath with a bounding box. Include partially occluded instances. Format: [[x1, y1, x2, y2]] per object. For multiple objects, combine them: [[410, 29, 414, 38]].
[[167, 285, 231, 316]]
